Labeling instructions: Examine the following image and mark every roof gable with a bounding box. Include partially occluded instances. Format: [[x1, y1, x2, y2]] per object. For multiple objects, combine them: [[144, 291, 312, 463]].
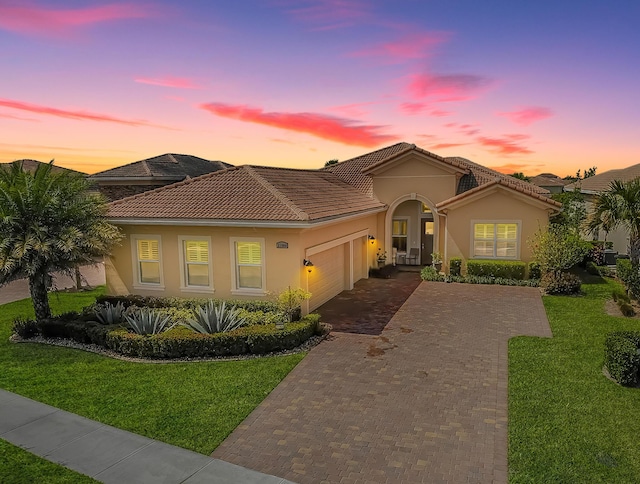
[[361, 148, 469, 177]]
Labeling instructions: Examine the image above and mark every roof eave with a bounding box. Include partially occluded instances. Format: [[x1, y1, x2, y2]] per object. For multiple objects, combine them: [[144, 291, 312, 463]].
[[89, 176, 185, 182], [108, 206, 387, 229]]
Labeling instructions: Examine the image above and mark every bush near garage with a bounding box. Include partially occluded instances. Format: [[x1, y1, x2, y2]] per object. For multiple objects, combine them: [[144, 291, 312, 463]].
[[604, 331, 640, 386], [466, 259, 527, 280]]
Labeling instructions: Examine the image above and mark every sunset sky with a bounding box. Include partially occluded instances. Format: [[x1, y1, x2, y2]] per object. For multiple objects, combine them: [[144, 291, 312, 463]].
[[1, 1, 638, 176]]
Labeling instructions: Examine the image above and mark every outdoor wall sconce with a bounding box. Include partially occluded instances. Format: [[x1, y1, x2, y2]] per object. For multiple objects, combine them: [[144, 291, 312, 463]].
[[368, 235, 376, 244], [303, 259, 314, 272]]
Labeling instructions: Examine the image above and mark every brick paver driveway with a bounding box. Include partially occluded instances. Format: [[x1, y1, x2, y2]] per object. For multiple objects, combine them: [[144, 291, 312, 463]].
[[213, 282, 552, 483]]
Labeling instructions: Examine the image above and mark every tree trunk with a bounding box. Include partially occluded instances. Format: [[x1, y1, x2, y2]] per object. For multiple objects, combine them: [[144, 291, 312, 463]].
[[29, 271, 51, 322], [75, 265, 83, 290]]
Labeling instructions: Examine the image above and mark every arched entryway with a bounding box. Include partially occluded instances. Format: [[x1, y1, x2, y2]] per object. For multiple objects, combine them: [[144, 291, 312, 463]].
[[385, 194, 439, 266]]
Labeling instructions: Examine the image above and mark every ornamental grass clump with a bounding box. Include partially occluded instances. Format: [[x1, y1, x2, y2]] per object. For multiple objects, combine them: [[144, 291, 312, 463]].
[[182, 301, 247, 334], [93, 301, 125, 325], [125, 308, 172, 335]]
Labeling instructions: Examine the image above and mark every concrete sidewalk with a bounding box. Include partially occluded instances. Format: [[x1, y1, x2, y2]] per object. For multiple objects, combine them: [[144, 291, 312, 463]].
[[0, 389, 294, 484]]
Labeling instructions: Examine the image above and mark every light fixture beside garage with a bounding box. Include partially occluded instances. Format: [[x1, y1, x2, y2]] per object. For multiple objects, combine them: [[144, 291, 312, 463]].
[[303, 259, 314, 273], [368, 235, 376, 244]]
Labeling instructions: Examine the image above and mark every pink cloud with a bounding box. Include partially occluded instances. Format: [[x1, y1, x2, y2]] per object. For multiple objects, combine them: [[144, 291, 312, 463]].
[[0, 2, 151, 37], [476, 134, 533, 156], [200, 102, 398, 147], [0, 98, 157, 127], [497, 106, 554, 126], [350, 32, 448, 62], [407, 73, 491, 102], [281, 0, 371, 30], [399, 102, 452, 117], [488, 162, 544, 174], [135, 76, 201, 89], [431, 142, 468, 150], [0, 111, 38, 122], [328, 101, 377, 117]]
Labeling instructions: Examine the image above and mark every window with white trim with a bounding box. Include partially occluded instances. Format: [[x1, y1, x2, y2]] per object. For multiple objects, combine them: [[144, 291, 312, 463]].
[[473, 223, 519, 258], [232, 239, 265, 291], [392, 219, 408, 252], [133, 236, 162, 286], [179, 237, 212, 290]]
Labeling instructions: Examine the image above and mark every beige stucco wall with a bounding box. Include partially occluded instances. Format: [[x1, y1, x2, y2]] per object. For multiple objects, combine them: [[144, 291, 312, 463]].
[[109, 224, 304, 300], [370, 154, 459, 206], [444, 189, 552, 269]]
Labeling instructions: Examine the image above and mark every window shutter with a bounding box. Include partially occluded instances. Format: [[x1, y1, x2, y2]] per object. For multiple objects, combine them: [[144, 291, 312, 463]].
[[497, 224, 517, 240], [237, 242, 261, 264], [474, 224, 493, 240], [138, 240, 159, 261], [185, 241, 208, 263]]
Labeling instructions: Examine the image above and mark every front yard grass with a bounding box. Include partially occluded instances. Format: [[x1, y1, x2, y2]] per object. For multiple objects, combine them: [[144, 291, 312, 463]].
[[509, 274, 640, 483], [0, 287, 304, 455]]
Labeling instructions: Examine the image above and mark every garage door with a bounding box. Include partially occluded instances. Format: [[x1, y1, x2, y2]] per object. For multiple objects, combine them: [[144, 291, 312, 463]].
[[308, 244, 346, 311]]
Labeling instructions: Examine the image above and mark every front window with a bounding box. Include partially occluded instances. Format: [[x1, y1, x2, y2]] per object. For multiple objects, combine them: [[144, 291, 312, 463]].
[[134, 237, 162, 286], [181, 238, 211, 288], [392, 219, 408, 252], [233, 239, 264, 290], [473, 223, 518, 258]]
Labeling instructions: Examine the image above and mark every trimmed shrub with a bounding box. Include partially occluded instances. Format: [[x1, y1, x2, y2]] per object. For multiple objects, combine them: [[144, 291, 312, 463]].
[[619, 303, 635, 317], [586, 261, 600, 276], [540, 272, 581, 295], [449, 257, 462, 276], [616, 258, 640, 299], [420, 266, 445, 282], [94, 294, 280, 313], [40, 319, 116, 346], [604, 331, 640, 386], [105, 317, 319, 359], [12, 317, 39, 338], [528, 261, 542, 280], [612, 289, 630, 304], [467, 259, 526, 280]]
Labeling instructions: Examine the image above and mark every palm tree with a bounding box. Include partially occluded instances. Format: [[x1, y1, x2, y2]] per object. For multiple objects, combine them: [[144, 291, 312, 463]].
[[588, 178, 640, 266], [0, 161, 122, 321]]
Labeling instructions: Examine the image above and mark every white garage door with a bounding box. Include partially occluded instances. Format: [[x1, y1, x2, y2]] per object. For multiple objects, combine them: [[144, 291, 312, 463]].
[[308, 244, 346, 311]]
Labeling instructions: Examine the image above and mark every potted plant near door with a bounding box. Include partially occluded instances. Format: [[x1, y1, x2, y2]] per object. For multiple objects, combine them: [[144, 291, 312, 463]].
[[376, 248, 387, 267], [431, 252, 443, 272]]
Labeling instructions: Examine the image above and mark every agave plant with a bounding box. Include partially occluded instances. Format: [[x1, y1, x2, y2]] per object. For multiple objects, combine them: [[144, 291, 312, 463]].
[[182, 301, 247, 334], [93, 301, 126, 325], [125, 308, 172, 335]]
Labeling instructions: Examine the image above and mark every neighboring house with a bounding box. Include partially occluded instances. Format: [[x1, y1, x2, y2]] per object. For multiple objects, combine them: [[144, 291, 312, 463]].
[[89, 153, 232, 201], [106, 142, 561, 312], [528, 173, 572, 194], [564, 162, 640, 255]]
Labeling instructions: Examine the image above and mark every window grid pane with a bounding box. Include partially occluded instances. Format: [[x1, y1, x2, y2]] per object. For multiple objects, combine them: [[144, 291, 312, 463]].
[[235, 241, 263, 289], [473, 223, 518, 258], [137, 239, 160, 284]]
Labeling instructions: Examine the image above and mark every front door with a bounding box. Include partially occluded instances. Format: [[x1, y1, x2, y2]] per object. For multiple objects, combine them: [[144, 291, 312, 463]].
[[421, 218, 434, 265]]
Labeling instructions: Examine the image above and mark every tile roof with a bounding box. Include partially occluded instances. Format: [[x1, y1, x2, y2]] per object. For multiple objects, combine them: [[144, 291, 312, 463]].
[[436, 178, 562, 210], [564, 162, 640, 193], [1, 159, 87, 176], [107, 165, 385, 223], [326, 142, 548, 198], [90, 153, 232, 180], [528, 174, 570, 188]]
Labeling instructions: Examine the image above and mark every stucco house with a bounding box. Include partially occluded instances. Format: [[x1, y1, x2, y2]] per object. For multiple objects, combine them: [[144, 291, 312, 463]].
[[89, 153, 232, 201], [564, 162, 640, 255], [105, 142, 561, 312]]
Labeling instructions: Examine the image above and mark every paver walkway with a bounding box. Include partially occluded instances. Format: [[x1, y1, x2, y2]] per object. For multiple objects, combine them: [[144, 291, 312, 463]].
[[213, 282, 552, 483], [0, 389, 294, 484]]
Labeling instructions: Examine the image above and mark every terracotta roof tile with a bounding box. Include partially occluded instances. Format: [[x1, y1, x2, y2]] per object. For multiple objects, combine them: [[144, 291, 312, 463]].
[[107, 165, 385, 223], [565, 162, 640, 193]]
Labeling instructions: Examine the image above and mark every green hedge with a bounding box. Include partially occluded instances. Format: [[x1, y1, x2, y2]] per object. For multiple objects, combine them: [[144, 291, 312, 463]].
[[604, 331, 640, 386], [95, 294, 281, 313], [528, 261, 542, 280], [466, 259, 526, 279], [105, 315, 319, 359], [616, 258, 640, 299], [40, 319, 117, 347], [449, 257, 462, 276]]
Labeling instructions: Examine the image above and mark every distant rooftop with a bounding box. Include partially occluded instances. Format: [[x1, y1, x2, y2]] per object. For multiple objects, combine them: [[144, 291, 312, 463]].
[[0, 159, 87, 176], [565, 162, 640, 193]]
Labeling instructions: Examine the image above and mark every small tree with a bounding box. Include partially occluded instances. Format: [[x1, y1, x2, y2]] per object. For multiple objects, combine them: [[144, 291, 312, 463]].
[[277, 287, 311, 323], [324, 159, 339, 167], [0, 161, 122, 322], [528, 224, 589, 276], [550, 190, 587, 233]]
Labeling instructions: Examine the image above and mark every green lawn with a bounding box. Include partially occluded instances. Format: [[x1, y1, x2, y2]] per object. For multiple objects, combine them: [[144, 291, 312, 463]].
[[509, 274, 640, 483], [0, 288, 304, 458]]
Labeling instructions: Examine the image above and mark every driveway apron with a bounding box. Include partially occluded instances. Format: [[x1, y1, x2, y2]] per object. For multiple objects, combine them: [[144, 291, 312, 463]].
[[213, 282, 552, 483]]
